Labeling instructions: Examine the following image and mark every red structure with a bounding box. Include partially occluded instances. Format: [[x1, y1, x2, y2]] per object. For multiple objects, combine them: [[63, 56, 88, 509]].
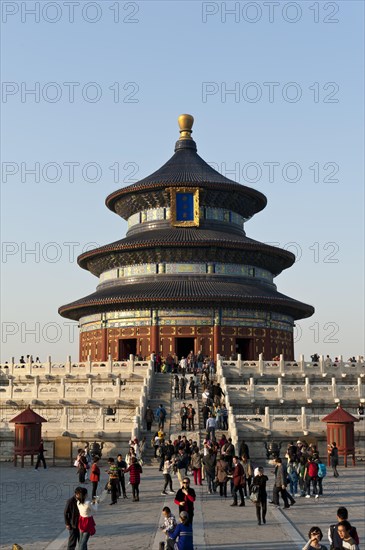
[[322, 406, 359, 467], [10, 405, 47, 467]]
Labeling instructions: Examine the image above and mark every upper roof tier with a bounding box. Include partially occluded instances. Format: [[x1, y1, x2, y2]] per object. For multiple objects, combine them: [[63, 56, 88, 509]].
[[106, 114, 267, 220]]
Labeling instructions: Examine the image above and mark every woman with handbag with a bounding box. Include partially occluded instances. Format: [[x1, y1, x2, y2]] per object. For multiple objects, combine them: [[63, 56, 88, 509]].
[[215, 453, 229, 498], [252, 466, 268, 525]]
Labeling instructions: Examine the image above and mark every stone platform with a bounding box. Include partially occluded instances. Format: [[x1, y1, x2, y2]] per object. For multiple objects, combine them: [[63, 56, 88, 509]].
[[0, 461, 364, 549]]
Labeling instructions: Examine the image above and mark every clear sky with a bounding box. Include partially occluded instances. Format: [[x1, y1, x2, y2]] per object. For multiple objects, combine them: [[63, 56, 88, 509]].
[[1, 0, 364, 362]]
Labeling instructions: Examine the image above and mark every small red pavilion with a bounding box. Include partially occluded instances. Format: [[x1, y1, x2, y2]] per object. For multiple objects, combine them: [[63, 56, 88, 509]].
[[322, 405, 359, 467], [10, 405, 47, 467]]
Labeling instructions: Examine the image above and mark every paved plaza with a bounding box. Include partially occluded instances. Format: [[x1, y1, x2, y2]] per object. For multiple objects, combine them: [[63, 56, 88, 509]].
[[0, 460, 364, 550]]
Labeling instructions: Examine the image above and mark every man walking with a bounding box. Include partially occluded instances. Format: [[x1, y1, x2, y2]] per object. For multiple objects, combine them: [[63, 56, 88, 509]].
[[64, 487, 81, 549], [231, 457, 245, 507], [35, 438, 47, 470], [206, 414, 217, 440], [272, 458, 290, 509]]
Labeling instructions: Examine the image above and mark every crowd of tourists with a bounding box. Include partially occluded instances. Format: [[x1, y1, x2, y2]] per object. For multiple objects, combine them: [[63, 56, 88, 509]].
[[15, 354, 360, 550], [58, 405, 361, 550], [59, 430, 361, 550]]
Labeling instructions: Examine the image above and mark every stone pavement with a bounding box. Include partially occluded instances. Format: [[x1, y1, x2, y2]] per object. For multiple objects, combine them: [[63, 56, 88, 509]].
[[0, 461, 364, 550]]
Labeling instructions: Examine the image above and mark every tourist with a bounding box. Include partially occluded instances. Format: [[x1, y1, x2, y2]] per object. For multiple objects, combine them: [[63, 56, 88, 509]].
[[215, 452, 229, 498], [311, 353, 319, 362], [357, 403, 364, 416], [239, 439, 250, 460], [106, 458, 119, 505], [34, 438, 47, 470], [222, 437, 235, 469], [202, 448, 216, 494], [180, 402, 188, 431], [187, 404, 196, 431], [116, 453, 128, 498], [83, 443, 92, 480], [272, 458, 290, 508], [76, 487, 97, 550], [231, 456, 245, 507], [161, 456, 175, 495], [174, 375, 180, 399], [206, 413, 217, 440], [337, 521, 359, 550], [159, 506, 177, 550], [190, 447, 202, 486], [144, 406, 155, 431], [201, 403, 210, 428], [168, 511, 193, 550], [89, 456, 100, 499], [302, 526, 327, 550], [179, 356, 187, 375], [188, 377, 196, 399], [314, 454, 326, 496], [328, 507, 360, 549], [64, 486, 82, 550], [174, 477, 196, 524], [176, 448, 189, 487], [180, 375, 187, 399], [328, 442, 339, 477], [221, 404, 229, 430], [156, 404, 167, 430], [241, 455, 253, 495], [76, 450, 87, 484], [287, 458, 299, 497], [252, 466, 268, 525], [124, 456, 143, 501]]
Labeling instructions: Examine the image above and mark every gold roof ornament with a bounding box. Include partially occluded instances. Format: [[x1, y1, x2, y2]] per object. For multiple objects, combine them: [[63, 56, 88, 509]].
[[178, 114, 194, 140]]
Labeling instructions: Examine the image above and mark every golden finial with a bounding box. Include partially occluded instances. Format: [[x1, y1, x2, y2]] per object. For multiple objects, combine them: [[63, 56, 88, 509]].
[[178, 114, 194, 140]]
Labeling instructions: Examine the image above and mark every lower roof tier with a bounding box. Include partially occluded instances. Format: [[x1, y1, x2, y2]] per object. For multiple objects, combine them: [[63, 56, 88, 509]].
[[59, 279, 314, 321]]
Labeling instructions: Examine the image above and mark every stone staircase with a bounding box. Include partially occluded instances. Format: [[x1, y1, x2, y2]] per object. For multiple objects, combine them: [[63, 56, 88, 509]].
[[140, 373, 233, 465], [140, 373, 172, 465]]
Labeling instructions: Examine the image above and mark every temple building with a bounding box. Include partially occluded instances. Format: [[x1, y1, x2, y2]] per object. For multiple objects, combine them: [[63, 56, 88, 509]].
[[59, 115, 314, 361]]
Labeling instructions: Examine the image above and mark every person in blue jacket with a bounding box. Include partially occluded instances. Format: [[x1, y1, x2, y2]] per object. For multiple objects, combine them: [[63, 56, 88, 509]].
[[168, 511, 193, 550]]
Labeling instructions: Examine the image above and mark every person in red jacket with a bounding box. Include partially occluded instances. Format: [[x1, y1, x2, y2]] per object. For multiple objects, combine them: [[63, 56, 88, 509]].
[[89, 456, 100, 499], [174, 477, 196, 524], [231, 456, 245, 507], [305, 457, 319, 498], [124, 457, 143, 501]]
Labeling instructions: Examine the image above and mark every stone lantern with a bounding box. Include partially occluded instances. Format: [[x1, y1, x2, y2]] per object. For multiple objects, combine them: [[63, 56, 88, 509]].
[[322, 405, 359, 467]]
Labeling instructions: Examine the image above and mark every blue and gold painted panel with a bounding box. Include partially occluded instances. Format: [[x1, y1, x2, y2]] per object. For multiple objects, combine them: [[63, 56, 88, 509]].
[[169, 187, 200, 227]]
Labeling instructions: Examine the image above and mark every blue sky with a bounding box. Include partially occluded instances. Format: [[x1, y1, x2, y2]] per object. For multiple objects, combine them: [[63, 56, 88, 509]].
[[1, 0, 364, 361]]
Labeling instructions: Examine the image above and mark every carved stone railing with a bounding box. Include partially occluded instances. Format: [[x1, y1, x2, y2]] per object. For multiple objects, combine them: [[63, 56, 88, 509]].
[[0, 355, 151, 378], [227, 378, 365, 404], [219, 353, 365, 378]]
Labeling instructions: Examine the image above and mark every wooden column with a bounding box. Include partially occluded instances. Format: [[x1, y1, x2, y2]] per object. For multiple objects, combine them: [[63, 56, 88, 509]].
[[101, 327, 108, 361], [213, 309, 221, 359], [151, 309, 159, 354]]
